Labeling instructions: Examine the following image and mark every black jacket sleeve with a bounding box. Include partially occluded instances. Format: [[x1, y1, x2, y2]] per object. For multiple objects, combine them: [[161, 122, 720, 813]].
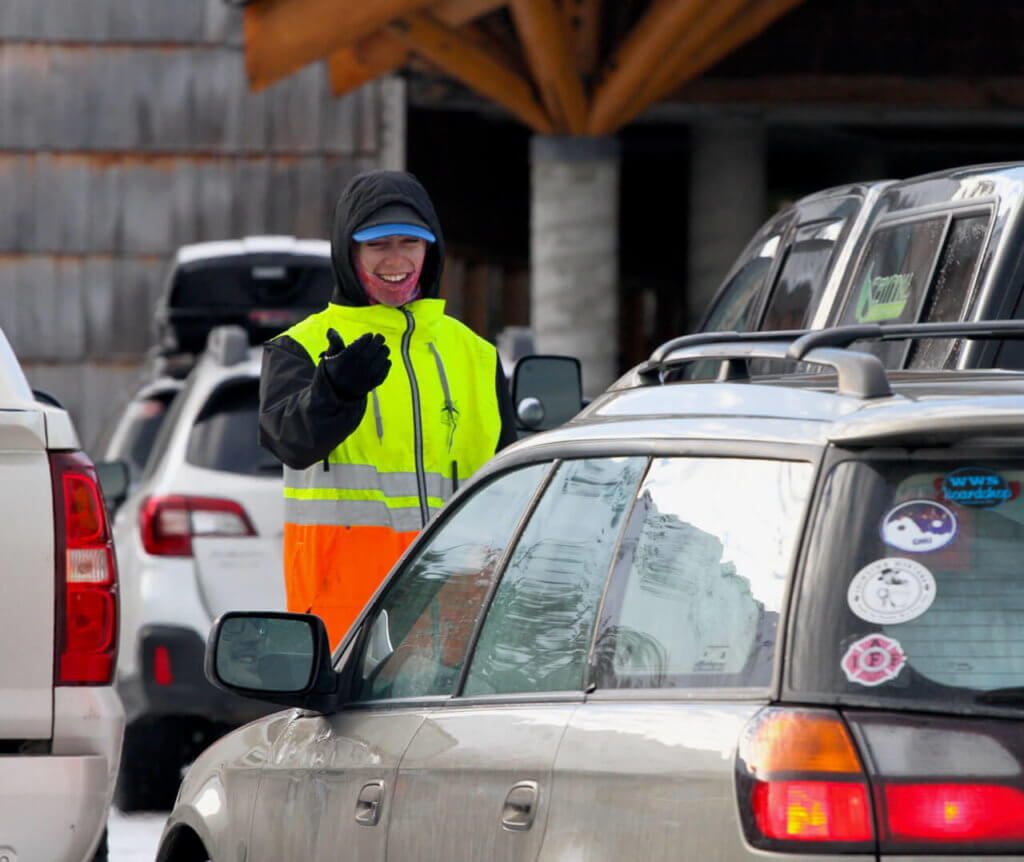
[[258, 335, 368, 470], [495, 360, 518, 452]]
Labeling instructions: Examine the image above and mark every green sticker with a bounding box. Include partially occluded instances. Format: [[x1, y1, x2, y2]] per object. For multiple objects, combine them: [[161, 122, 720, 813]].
[[855, 272, 913, 323]]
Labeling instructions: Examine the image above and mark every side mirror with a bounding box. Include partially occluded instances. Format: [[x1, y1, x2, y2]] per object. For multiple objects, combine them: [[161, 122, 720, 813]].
[[94, 460, 131, 513], [512, 355, 583, 433], [205, 611, 341, 713]]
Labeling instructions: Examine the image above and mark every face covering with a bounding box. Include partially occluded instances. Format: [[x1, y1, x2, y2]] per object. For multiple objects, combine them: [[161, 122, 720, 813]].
[[355, 257, 424, 307]]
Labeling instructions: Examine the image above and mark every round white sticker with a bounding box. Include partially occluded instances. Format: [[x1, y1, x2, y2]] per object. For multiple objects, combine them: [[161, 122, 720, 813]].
[[880, 500, 957, 553], [847, 557, 936, 625]]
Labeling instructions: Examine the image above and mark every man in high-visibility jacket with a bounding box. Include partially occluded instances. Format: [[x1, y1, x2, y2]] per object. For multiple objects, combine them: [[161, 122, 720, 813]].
[[258, 170, 517, 647]]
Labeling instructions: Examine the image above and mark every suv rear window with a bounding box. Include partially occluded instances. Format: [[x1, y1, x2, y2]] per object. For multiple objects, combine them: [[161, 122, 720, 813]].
[[186, 380, 281, 476], [791, 455, 1024, 712], [836, 213, 990, 367]]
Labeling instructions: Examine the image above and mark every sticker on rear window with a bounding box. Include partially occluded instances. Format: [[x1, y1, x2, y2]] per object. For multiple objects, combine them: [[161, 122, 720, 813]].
[[847, 558, 936, 624], [942, 467, 1013, 508], [880, 500, 957, 552], [842, 634, 906, 686], [854, 272, 913, 323]]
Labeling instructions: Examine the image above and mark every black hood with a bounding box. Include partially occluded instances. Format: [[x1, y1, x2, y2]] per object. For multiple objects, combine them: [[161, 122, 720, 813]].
[[330, 170, 446, 306]]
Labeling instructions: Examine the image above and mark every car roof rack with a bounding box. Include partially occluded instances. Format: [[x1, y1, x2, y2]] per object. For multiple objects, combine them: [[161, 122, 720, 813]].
[[633, 321, 1024, 399]]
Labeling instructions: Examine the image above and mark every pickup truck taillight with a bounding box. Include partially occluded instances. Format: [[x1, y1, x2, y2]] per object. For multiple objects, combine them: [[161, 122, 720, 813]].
[[737, 707, 1024, 853], [50, 452, 118, 686], [139, 494, 256, 556]]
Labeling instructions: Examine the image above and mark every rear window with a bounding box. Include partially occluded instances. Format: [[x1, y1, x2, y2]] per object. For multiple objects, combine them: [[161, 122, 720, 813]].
[[103, 391, 178, 480], [185, 380, 281, 476], [791, 455, 1024, 712], [836, 213, 990, 367]]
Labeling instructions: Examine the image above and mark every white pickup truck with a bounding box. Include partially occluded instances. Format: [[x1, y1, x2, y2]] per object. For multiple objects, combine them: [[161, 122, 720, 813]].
[[0, 324, 124, 861]]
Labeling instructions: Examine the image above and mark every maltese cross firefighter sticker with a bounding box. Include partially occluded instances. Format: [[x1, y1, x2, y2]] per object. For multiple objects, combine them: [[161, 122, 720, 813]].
[[847, 557, 936, 625], [880, 500, 957, 553], [842, 634, 906, 686]]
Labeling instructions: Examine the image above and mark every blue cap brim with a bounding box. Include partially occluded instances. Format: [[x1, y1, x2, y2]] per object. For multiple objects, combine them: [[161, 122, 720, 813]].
[[352, 223, 436, 243]]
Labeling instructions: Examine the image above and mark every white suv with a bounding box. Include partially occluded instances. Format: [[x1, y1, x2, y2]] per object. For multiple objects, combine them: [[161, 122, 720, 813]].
[[0, 324, 123, 861], [112, 325, 285, 811]]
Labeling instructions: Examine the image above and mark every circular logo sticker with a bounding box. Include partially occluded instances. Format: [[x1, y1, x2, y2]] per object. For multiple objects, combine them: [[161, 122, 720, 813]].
[[880, 500, 957, 553], [847, 557, 936, 624], [841, 634, 906, 686], [942, 467, 1013, 508]]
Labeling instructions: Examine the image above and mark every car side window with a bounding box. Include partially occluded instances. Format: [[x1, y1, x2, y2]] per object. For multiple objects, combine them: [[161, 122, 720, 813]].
[[703, 234, 782, 333], [350, 462, 550, 702], [591, 457, 813, 690], [462, 457, 648, 696]]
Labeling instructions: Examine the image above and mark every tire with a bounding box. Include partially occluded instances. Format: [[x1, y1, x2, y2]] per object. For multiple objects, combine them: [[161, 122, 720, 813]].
[[115, 717, 187, 812]]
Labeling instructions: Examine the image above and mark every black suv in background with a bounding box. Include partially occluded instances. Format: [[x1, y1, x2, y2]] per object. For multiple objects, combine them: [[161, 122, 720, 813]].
[[700, 162, 1024, 372]]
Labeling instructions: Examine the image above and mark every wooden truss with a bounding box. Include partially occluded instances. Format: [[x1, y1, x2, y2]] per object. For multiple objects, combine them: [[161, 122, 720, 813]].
[[244, 0, 807, 136]]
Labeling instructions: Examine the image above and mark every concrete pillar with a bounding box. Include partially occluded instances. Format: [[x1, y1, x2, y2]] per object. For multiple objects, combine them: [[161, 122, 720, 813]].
[[530, 135, 620, 399], [379, 76, 407, 171], [686, 120, 765, 327]]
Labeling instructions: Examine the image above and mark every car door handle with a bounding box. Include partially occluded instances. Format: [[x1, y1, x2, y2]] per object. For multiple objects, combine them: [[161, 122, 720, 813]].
[[355, 780, 385, 826], [501, 780, 539, 831]]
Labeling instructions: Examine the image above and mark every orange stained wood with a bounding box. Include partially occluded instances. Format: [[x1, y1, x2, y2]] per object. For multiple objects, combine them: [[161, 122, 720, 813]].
[[610, 0, 749, 131], [617, 0, 807, 129], [244, 0, 437, 91], [388, 11, 555, 133], [329, 32, 410, 97], [510, 0, 587, 134], [560, 0, 601, 79], [326, 0, 508, 97], [587, 0, 718, 135]]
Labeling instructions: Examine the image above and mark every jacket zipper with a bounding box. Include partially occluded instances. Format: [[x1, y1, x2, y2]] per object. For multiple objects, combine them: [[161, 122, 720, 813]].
[[402, 308, 430, 527], [428, 342, 459, 494]]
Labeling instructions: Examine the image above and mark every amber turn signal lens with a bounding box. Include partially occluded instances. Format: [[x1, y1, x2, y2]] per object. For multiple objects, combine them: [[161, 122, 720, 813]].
[[742, 709, 864, 776]]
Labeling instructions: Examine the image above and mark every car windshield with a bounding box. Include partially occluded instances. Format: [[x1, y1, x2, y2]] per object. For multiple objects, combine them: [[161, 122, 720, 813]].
[[791, 454, 1024, 712]]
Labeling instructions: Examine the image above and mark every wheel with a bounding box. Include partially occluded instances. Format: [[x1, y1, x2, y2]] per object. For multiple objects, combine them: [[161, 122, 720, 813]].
[[115, 717, 187, 812], [90, 826, 109, 862]]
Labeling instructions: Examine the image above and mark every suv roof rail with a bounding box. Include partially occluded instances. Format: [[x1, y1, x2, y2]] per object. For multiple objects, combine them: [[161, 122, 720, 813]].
[[206, 325, 251, 367], [633, 320, 1024, 399]]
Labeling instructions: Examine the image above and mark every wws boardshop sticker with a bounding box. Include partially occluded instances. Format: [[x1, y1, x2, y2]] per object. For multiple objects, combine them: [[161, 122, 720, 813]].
[[847, 557, 936, 625], [880, 500, 957, 553], [842, 634, 906, 686], [942, 467, 1013, 508]]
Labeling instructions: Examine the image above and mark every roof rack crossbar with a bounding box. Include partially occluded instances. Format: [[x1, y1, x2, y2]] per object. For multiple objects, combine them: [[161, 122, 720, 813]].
[[654, 342, 892, 398], [788, 321, 1024, 360], [647, 329, 809, 363]]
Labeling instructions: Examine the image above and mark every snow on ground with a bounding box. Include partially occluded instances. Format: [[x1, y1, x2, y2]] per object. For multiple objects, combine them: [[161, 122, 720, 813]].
[[109, 808, 168, 862]]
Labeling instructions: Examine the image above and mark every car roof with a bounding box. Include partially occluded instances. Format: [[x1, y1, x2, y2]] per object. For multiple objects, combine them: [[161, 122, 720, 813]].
[[503, 323, 1024, 461], [174, 235, 330, 265]]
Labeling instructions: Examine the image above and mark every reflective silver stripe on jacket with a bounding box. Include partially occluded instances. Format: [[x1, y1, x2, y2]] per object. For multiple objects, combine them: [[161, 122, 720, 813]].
[[286, 463, 454, 499], [284, 497, 428, 531]]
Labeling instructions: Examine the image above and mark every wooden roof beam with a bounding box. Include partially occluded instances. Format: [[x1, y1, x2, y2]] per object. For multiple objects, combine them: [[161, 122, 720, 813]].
[[561, 0, 602, 80], [388, 11, 555, 133], [244, 0, 439, 91], [327, 0, 511, 98], [587, 0, 715, 135], [328, 33, 410, 97], [614, 0, 806, 130], [510, 0, 588, 134]]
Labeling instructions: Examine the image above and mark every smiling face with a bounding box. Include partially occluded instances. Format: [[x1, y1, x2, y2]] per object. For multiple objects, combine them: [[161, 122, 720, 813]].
[[356, 235, 428, 283]]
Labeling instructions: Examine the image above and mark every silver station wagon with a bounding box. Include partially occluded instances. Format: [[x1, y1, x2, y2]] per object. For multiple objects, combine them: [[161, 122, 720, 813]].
[[159, 323, 1024, 861]]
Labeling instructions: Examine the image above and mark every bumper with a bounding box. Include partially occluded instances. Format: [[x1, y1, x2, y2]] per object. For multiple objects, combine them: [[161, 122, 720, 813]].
[[0, 754, 109, 861], [119, 625, 278, 726]]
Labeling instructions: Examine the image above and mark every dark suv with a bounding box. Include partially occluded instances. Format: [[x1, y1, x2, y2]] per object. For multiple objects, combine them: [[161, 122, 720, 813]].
[[158, 321, 1024, 861]]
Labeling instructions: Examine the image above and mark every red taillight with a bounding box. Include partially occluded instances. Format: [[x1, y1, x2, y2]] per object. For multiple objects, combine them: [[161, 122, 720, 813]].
[[139, 495, 257, 556], [51, 452, 118, 686], [736, 708, 875, 851], [886, 783, 1024, 842], [153, 645, 174, 686], [753, 780, 872, 841]]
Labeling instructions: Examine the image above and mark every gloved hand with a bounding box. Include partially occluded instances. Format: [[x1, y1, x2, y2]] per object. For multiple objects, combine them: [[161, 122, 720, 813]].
[[320, 329, 391, 400]]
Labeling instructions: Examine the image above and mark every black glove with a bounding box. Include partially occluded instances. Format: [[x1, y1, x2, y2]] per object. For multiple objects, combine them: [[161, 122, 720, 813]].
[[320, 329, 391, 400]]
